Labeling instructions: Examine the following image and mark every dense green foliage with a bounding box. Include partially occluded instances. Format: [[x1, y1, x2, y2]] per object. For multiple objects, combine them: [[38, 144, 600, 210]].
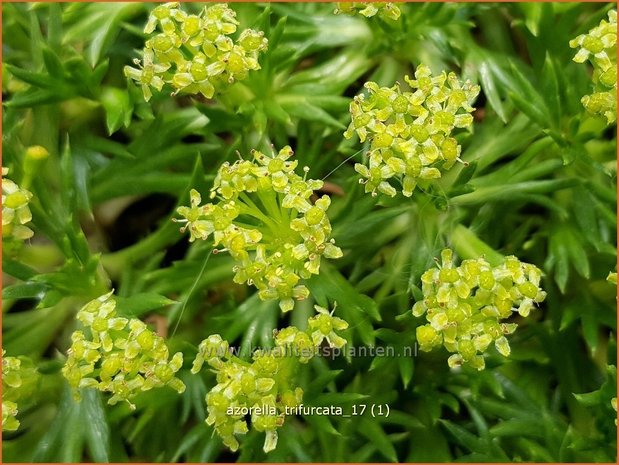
[[2, 2, 617, 462]]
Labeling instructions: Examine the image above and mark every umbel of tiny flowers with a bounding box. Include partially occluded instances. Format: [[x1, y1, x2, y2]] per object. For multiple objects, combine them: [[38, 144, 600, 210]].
[[413, 249, 546, 370], [570, 10, 617, 124], [2, 351, 39, 432], [344, 65, 480, 197], [334, 2, 401, 21], [62, 292, 185, 409], [175, 146, 343, 312], [191, 306, 348, 453], [2, 167, 34, 241], [124, 2, 268, 101]]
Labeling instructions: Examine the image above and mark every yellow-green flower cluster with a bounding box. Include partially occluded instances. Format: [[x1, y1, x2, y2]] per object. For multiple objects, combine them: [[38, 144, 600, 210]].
[[570, 10, 617, 124], [124, 2, 268, 101], [2, 351, 38, 432], [344, 65, 480, 197], [62, 292, 185, 409], [2, 167, 34, 241], [176, 147, 343, 312], [334, 2, 401, 21], [191, 306, 348, 453], [413, 249, 546, 370]]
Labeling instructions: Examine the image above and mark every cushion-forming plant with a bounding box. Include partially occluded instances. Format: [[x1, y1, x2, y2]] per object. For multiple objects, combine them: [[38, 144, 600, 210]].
[[1, 2, 616, 463]]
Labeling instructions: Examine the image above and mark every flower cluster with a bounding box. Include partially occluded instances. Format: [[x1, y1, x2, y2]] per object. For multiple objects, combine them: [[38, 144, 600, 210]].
[[413, 249, 546, 370], [124, 2, 268, 101], [2, 351, 38, 432], [176, 147, 343, 312], [570, 10, 617, 124], [191, 306, 348, 453], [62, 292, 185, 409], [2, 167, 34, 241], [344, 65, 480, 197], [333, 2, 401, 21]]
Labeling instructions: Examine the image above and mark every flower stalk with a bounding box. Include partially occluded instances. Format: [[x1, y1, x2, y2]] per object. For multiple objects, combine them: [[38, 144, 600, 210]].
[[176, 147, 343, 312]]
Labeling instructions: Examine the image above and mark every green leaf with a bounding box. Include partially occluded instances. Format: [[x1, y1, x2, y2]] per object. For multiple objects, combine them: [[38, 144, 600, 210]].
[[82, 389, 112, 462], [115, 293, 177, 318], [381, 410, 424, 429], [541, 53, 561, 126], [101, 87, 133, 135], [304, 415, 341, 437], [358, 418, 398, 462], [285, 49, 371, 93], [31, 385, 100, 462], [6, 64, 57, 89], [440, 420, 483, 452], [305, 369, 343, 398], [307, 392, 369, 406], [64, 3, 144, 66], [1, 257, 38, 281], [398, 356, 414, 389], [451, 179, 578, 206], [2, 282, 49, 300], [5, 88, 72, 108], [490, 419, 547, 439], [564, 228, 591, 279], [262, 99, 292, 125], [171, 424, 209, 462], [477, 62, 508, 123], [333, 205, 409, 249], [508, 91, 549, 129], [42, 46, 65, 79], [277, 95, 346, 129]]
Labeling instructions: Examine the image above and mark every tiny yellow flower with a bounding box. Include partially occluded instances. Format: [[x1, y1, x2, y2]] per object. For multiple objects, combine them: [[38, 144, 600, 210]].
[[193, 306, 347, 453], [570, 10, 617, 123], [413, 250, 545, 370], [2, 167, 34, 241], [62, 292, 185, 409], [345, 65, 479, 197], [334, 2, 401, 21], [125, 3, 268, 102], [2, 351, 38, 432]]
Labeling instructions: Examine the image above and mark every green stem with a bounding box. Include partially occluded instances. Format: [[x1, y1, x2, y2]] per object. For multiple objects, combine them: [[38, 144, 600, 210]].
[[374, 211, 414, 302], [450, 224, 504, 266], [256, 189, 285, 224], [277, 192, 295, 224], [238, 192, 283, 228], [38, 372, 65, 400], [101, 221, 178, 278], [274, 354, 300, 392]]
